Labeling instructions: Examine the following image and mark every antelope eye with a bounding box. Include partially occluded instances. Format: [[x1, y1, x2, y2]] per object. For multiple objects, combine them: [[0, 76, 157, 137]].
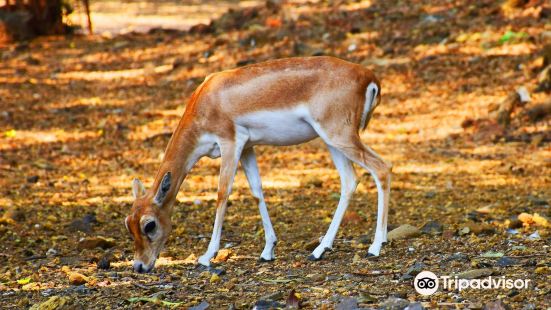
[[144, 221, 156, 234]]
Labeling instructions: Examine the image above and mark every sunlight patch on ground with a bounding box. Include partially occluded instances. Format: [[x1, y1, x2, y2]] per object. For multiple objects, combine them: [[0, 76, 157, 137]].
[[44, 96, 127, 110], [55, 64, 174, 81], [0, 129, 99, 150]]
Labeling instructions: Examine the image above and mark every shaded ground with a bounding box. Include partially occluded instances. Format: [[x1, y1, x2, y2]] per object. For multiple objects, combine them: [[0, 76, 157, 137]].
[[0, 0, 550, 309]]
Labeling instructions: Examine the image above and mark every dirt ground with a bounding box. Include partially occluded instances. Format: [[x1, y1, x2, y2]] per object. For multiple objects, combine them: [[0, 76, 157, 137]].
[[0, 0, 550, 309]]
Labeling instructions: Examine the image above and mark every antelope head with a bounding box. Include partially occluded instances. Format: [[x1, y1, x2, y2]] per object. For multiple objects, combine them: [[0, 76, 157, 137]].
[[124, 172, 172, 273]]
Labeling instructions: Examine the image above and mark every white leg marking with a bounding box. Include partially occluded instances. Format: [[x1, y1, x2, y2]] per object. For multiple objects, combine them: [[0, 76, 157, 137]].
[[311, 145, 357, 259], [241, 147, 277, 261], [198, 130, 249, 267], [346, 147, 390, 257], [366, 174, 386, 256]]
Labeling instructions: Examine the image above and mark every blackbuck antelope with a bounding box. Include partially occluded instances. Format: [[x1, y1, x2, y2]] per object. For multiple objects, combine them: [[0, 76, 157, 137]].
[[125, 56, 391, 273]]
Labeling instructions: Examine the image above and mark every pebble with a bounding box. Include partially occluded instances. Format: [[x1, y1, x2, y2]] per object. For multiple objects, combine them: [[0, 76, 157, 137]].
[[401, 261, 426, 280], [387, 224, 420, 241], [421, 220, 443, 235], [456, 268, 493, 279], [78, 236, 115, 250], [307, 273, 325, 283], [46, 248, 57, 256], [496, 257, 517, 267]]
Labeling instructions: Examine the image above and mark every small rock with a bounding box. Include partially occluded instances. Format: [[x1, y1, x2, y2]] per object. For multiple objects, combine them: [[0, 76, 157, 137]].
[[379, 297, 410, 310], [78, 236, 115, 250], [387, 224, 420, 241], [484, 299, 510, 310], [456, 268, 493, 279], [68, 272, 88, 285], [336, 297, 358, 310], [420, 221, 443, 235], [97, 257, 110, 270], [306, 273, 325, 283], [444, 253, 469, 262], [496, 257, 517, 267], [45, 248, 57, 257], [352, 253, 361, 263], [29, 296, 70, 310], [401, 261, 426, 280]]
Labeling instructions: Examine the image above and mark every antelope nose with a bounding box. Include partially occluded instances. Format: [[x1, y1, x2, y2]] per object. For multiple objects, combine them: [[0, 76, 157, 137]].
[[133, 261, 146, 273]]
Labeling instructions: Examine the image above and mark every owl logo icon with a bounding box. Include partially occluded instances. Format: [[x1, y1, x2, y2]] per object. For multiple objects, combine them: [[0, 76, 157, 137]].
[[414, 271, 439, 295]]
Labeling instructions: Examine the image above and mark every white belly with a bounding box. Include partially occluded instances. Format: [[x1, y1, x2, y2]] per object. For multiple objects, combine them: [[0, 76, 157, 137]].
[[236, 106, 318, 146]]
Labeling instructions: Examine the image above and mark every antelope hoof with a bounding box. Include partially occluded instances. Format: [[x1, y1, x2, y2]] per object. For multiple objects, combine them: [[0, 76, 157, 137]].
[[197, 255, 212, 267], [258, 240, 277, 262], [258, 256, 275, 263], [366, 242, 383, 257], [308, 247, 331, 261]]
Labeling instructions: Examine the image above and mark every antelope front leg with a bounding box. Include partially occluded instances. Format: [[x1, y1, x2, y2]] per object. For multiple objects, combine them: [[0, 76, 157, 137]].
[[241, 147, 277, 261], [198, 137, 245, 267]]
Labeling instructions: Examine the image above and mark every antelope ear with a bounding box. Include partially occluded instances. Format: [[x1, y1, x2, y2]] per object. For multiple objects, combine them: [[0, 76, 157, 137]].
[[132, 178, 146, 199], [154, 172, 171, 206]]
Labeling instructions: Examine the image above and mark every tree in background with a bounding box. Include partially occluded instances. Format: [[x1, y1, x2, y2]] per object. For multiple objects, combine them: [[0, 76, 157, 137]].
[[0, 0, 91, 44]]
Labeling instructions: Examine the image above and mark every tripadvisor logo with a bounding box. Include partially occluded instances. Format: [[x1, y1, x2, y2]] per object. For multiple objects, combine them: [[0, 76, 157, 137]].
[[414, 271, 439, 296], [414, 271, 531, 296]]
